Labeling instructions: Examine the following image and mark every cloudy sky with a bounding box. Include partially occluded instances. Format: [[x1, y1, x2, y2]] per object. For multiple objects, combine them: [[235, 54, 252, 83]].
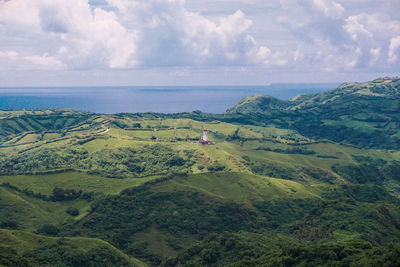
[[0, 0, 399, 86]]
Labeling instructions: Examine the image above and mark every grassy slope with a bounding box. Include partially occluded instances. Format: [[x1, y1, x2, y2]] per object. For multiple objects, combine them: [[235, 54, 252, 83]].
[[0, 186, 86, 232], [0, 171, 159, 195], [0, 229, 147, 267], [152, 172, 320, 205]]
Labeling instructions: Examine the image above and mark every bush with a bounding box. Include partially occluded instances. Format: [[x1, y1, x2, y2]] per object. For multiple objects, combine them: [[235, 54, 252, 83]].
[[37, 224, 60, 236], [207, 162, 225, 172], [66, 207, 80, 216], [0, 219, 19, 229]]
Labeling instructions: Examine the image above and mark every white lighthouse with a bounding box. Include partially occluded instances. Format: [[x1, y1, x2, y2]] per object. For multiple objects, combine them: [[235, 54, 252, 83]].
[[203, 128, 208, 142], [199, 127, 215, 145]]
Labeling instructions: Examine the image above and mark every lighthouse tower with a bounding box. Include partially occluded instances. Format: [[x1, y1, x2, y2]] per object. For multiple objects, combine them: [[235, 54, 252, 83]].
[[202, 128, 208, 142]]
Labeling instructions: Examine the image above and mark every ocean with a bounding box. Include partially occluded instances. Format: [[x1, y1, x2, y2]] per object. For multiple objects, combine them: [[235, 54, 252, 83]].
[[0, 84, 339, 114]]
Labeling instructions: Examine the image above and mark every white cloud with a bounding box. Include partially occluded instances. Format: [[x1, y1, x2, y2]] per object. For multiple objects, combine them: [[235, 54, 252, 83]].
[[24, 53, 65, 69], [388, 36, 400, 63], [277, 0, 400, 71], [369, 47, 381, 65], [0, 0, 399, 84], [0, 0, 137, 69], [344, 15, 373, 41], [312, 0, 344, 19], [107, 0, 283, 67], [342, 13, 400, 68], [0, 50, 18, 60], [0, 0, 278, 70]]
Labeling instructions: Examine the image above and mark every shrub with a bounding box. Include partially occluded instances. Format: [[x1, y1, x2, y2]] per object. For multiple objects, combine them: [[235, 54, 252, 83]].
[[37, 224, 60, 236], [66, 207, 80, 216]]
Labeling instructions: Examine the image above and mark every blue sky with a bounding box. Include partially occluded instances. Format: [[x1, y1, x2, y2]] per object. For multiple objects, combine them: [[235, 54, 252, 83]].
[[0, 0, 399, 86]]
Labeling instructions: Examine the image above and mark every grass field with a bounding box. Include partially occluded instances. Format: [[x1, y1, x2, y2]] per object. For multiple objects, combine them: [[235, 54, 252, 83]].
[[0, 171, 160, 195], [0, 186, 87, 231], [151, 172, 321, 205]]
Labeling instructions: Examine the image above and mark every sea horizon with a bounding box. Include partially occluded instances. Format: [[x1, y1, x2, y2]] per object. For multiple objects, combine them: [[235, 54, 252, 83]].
[[0, 83, 340, 114]]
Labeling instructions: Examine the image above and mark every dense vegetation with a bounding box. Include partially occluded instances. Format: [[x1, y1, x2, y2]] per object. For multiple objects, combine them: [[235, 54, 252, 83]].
[[0, 145, 194, 177], [1, 77, 400, 266], [64, 175, 400, 265], [0, 229, 145, 266], [165, 236, 400, 267]]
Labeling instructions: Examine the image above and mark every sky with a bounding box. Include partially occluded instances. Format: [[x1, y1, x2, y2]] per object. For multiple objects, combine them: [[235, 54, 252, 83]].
[[0, 0, 399, 86]]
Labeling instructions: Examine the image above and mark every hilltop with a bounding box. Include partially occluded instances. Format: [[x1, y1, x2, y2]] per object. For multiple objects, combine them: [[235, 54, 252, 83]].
[[226, 95, 290, 113]]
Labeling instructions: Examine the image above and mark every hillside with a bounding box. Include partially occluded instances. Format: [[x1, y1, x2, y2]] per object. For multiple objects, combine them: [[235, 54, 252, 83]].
[[226, 95, 290, 113], [0, 229, 147, 266], [225, 78, 400, 149], [227, 78, 400, 114], [1, 80, 400, 266]]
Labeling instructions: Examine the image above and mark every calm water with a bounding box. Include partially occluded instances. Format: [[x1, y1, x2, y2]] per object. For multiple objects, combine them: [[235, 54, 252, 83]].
[[0, 84, 339, 114]]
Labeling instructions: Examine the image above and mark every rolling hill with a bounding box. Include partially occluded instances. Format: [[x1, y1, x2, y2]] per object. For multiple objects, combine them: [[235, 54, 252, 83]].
[[1, 77, 400, 266], [225, 77, 400, 149]]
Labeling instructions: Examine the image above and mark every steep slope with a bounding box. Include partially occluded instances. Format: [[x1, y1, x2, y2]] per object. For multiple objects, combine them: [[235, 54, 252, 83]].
[[0, 229, 146, 267]]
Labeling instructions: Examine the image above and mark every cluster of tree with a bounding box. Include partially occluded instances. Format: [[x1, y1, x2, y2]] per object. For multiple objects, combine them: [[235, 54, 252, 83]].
[[0, 219, 19, 230], [163, 234, 400, 267], [0, 241, 137, 267], [85, 145, 195, 177], [0, 183, 97, 202], [256, 146, 316, 155], [0, 246, 31, 267], [241, 240, 400, 266], [243, 159, 300, 181], [111, 120, 142, 129], [52, 187, 96, 201], [0, 147, 88, 175], [331, 161, 400, 184], [0, 144, 196, 177], [206, 161, 226, 172]]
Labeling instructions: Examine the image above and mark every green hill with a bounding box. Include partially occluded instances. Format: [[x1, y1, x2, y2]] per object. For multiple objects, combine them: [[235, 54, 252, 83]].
[[226, 78, 400, 149], [0, 229, 147, 267], [227, 78, 400, 114], [226, 95, 290, 113]]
